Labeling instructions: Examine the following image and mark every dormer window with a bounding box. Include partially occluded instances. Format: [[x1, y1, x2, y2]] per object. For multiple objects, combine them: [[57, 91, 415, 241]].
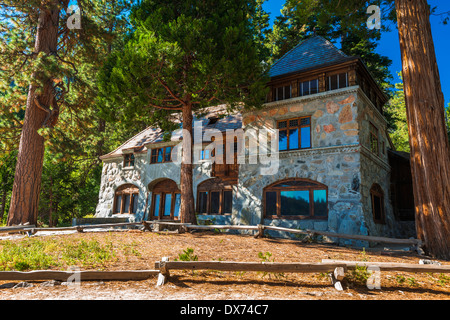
[[123, 153, 135, 167], [273, 85, 291, 101], [327, 72, 348, 91]]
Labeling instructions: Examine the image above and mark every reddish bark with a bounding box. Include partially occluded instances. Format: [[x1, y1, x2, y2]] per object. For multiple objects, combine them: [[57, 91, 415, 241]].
[[179, 103, 197, 225], [7, 4, 60, 226], [396, 0, 450, 259]]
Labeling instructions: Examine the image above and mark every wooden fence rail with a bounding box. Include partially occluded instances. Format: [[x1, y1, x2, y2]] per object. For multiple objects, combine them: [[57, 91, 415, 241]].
[[2, 220, 422, 252], [154, 257, 450, 289], [0, 270, 159, 282]]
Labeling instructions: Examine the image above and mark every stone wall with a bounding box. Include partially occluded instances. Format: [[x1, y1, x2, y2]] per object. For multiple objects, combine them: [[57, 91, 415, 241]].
[[95, 86, 397, 246], [95, 146, 215, 222], [238, 87, 369, 245]]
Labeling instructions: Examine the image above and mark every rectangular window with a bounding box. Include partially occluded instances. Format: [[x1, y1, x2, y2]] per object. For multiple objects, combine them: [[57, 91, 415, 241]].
[[300, 126, 311, 149], [264, 180, 328, 219], [123, 154, 135, 167], [273, 85, 292, 101], [313, 190, 327, 217], [164, 147, 172, 162], [153, 194, 160, 217], [265, 191, 277, 216], [114, 195, 122, 213], [123, 194, 131, 213], [163, 193, 172, 216], [210, 191, 221, 214], [299, 79, 319, 97], [151, 147, 173, 164], [370, 123, 379, 155], [289, 129, 299, 149], [327, 73, 348, 91], [131, 194, 139, 214], [200, 149, 211, 160], [198, 191, 208, 214], [174, 193, 181, 218], [277, 117, 311, 151], [222, 191, 233, 214], [197, 189, 233, 215]]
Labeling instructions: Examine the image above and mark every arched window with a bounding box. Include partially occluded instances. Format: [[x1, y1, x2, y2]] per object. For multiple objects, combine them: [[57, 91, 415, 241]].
[[148, 179, 181, 220], [264, 179, 328, 219], [113, 184, 139, 214], [370, 183, 385, 224], [197, 178, 234, 215]]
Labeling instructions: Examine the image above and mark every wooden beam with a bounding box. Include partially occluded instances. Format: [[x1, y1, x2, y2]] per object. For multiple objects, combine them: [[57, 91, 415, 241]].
[[0, 270, 159, 282], [0, 225, 36, 234], [321, 259, 450, 273], [154, 260, 347, 274]]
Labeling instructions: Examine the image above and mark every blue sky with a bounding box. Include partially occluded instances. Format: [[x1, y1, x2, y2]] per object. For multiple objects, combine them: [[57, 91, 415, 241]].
[[263, 0, 450, 104]]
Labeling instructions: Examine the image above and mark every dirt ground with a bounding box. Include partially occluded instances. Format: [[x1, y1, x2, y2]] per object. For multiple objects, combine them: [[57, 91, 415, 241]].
[[0, 229, 449, 301]]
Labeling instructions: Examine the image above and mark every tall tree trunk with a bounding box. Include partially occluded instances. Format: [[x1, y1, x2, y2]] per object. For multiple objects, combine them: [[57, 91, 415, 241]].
[[7, 4, 60, 226], [179, 103, 196, 224], [395, 0, 450, 259]]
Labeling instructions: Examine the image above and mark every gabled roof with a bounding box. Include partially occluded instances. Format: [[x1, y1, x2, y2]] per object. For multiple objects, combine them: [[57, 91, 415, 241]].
[[100, 105, 242, 160], [269, 35, 354, 78]]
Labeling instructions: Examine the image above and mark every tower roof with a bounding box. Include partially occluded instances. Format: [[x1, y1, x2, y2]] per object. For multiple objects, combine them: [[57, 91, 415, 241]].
[[269, 35, 354, 78]]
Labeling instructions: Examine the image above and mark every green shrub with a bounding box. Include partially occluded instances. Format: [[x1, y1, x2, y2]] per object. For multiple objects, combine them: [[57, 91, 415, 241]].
[[0, 239, 58, 271], [175, 247, 198, 261]]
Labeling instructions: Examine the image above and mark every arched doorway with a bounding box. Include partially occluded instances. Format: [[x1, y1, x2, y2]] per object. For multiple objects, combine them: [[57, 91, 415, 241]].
[[147, 179, 181, 220]]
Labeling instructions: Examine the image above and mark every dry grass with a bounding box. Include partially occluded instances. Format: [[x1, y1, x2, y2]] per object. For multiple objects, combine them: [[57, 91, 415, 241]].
[[0, 229, 449, 300]]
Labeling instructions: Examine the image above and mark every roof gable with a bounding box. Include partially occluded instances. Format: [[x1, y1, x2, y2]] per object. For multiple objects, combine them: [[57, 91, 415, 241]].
[[269, 36, 352, 78]]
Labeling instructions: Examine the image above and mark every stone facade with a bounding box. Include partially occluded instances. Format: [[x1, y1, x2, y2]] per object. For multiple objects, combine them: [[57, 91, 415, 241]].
[[95, 36, 414, 245], [95, 86, 410, 246]]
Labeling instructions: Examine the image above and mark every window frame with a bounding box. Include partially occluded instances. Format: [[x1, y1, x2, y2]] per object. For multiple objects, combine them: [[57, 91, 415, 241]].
[[273, 84, 292, 101], [197, 189, 233, 215], [298, 79, 319, 97], [150, 191, 181, 220], [263, 178, 328, 220], [327, 72, 348, 91], [277, 116, 312, 152], [196, 179, 234, 215], [370, 184, 385, 224], [369, 122, 379, 155], [150, 146, 173, 164], [123, 153, 135, 167], [113, 184, 139, 214], [148, 179, 181, 220]]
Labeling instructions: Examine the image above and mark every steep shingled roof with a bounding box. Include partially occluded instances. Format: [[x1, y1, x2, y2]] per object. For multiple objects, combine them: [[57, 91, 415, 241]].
[[269, 35, 354, 78], [100, 105, 242, 160]]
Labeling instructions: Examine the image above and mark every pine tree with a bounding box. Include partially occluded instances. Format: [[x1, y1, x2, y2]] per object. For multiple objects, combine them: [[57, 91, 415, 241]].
[[0, 0, 133, 226], [98, 0, 269, 224]]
